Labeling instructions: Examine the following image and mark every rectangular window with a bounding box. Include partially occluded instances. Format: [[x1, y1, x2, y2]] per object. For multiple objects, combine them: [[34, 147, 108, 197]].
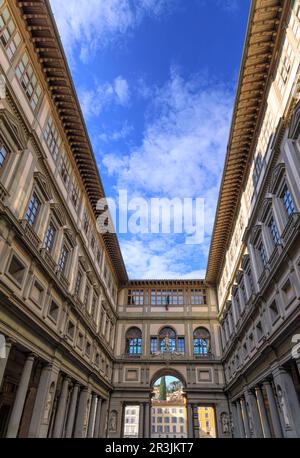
[[150, 337, 157, 354], [16, 52, 42, 111], [44, 222, 56, 252], [44, 116, 61, 160], [253, 153, 263, 188], [0, 142, 8, 167], [58, 245, 69, 274], [0, 4, 21, 61], [71, 182, 79, 209], [191, 288, 207, 305], [75, 269, 82, 297], [177, 337, 185, 353], [60, 154, 70, 187], [282, 184, 295, 217], [128, 289, 144, 305], [269, 217, 280, 246], [25, 192, 40, 226]]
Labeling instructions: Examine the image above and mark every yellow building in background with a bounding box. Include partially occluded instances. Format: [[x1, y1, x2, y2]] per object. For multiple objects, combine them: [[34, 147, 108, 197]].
[[198, 407, 216, 438]]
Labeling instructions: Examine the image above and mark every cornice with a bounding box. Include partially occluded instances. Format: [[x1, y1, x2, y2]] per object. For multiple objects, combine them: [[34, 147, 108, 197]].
[[14, 0, 128, 286], [206, 0, 290, 285]]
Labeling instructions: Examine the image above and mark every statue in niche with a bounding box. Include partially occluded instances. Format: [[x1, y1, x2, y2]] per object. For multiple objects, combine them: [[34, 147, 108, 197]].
[[43, 382, 55, 423], [277, 386, 290, 427], [221, 412, 230, 434], [109, 411, 117, 432]]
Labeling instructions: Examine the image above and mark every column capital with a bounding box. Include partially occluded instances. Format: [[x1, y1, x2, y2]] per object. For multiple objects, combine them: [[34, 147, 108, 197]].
[[26, 353, 36, 361]]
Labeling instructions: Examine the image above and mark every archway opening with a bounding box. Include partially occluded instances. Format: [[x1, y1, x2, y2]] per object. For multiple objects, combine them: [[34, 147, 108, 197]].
[[151, 375, 187, 439]]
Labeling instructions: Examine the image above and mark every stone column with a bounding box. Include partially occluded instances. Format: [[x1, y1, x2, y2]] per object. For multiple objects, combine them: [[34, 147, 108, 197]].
[[94, 397, 102, 438], [65, 383, 80, 438], [272, 366, 300, 437], [263, 380, 282, 438], [187, 403, 194, 438], [0, 337, 12, 389], [74, 387, 89, 438], [28, 363, 59, 438], [99, 399, 108, 438], [244, 389, 263, 438], [138, 402, 144, 438], [87, 394, 98, 438], [236, 400, 245, 438], [52, 376, 70, 438], [144, 402, 150, 438], [255, 386, 271, 438], [193, 405, 199, 438], [230, 402, 241, 438], [240, 398, 251, 438], [6, 353, 35, 438]]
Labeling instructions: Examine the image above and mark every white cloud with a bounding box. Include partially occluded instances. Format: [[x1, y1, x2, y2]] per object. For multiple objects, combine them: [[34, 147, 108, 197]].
[[101, 69, 234, 279], [120, 236, 206, 279], [79, 76, 130, 118], [50, 0, 175, 62], [98, 121, 134, 143], [114, 76, 130, 105], [102, 69, 234, 235]]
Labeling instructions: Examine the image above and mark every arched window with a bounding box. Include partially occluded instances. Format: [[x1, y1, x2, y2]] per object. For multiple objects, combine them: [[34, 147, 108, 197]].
[[126, 327, 142, 355], [193, 328, 210, 355], [159, 327, 177, 353]]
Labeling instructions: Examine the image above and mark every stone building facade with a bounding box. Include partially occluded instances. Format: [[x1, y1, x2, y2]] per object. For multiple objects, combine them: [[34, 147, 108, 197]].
[[207, 0, 300, 439], [0, 0, 299, 439]]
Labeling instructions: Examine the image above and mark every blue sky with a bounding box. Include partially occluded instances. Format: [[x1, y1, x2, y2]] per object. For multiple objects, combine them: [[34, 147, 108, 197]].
[[50, 0, 250, 279]]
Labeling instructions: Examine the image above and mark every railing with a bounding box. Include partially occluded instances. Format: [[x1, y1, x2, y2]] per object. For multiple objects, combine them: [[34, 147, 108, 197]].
[[40, 247, 57, 271], [0, 182, 8, 203], [20, 219, 41, 249], [56, 270, 70, 290]]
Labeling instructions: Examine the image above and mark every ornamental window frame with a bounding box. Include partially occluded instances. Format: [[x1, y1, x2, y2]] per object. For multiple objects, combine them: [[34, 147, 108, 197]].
[[0, 137, 9, 172], [59, 151, 71, 188], [25, 190, 41, 228], [190, 288, 207, 305], [193, 327, 210, 356], [43, 219, 57, 254], [150, 326, 185, 354], [127, 289, 144, 306], [44, 115, 62, 161], [74, 264, 83, 299], [0, 3, 22, 61], [125, 327, 142, 355], [15, 51, 42, 112], [57, 243, 70, 275]]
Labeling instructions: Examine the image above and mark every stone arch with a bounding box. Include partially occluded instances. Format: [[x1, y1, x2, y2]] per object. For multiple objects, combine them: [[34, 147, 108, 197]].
[[150, 367, 186, 388]]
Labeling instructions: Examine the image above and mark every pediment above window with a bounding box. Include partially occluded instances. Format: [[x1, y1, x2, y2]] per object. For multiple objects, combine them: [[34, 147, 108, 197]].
[[258, 197, 273, 223], [269, 163, 285, 194], [0, 108, 27, 150], [241, 254, 250, 270], [50, 202, 66, 226], [33, 171, 53, 201], [288, 100, 300, 139], [249, 224, 262, 245], [64, 227, 76, 248]]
